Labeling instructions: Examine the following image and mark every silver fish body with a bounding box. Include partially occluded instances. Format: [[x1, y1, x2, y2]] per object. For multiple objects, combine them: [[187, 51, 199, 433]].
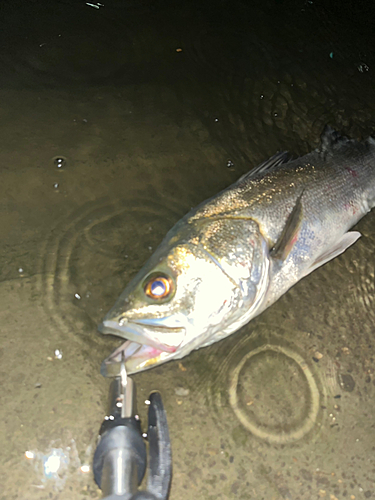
[[99, 127, 375, 373]]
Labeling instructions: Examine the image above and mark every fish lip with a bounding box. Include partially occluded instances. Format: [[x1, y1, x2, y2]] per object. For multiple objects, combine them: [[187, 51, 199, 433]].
[[98, 318, 186, 353]]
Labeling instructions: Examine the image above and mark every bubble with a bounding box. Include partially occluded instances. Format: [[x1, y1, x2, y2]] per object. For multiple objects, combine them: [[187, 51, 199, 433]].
[[54, 349, 63, 360], [52, 156, 67, 169], [226, 159, 234, 169], [55, 349, 62, 359]]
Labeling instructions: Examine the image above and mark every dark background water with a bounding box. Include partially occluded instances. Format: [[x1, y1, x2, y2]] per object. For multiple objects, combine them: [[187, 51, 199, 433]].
[[0, 0, 375, 498]]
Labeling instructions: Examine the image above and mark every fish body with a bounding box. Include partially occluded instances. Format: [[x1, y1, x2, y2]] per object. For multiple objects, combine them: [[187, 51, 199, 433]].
[[99, 127, 375, 373]]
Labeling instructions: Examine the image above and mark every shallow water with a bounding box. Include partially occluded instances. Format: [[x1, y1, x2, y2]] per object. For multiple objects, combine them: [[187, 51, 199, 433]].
[[0, 0, 375, 498]]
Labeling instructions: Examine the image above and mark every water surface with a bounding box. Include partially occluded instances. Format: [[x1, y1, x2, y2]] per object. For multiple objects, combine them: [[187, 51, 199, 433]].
[[0, 0, 374, 498]]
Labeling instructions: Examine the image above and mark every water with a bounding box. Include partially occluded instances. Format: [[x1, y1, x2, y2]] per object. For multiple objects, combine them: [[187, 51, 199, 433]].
[[0, 0, 374, 498]]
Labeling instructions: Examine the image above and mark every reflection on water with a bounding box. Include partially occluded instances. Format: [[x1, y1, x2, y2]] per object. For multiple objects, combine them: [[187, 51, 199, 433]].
[[0, 0, 375, 498]]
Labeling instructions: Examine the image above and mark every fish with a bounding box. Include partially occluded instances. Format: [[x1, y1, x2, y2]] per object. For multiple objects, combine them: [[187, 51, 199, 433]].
[[99, 126, 375, 374]]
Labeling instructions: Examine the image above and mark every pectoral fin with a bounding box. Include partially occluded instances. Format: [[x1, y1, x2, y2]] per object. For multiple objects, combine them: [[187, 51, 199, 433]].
[[303, 231, 361, 277], [271, 191, 304, 261]]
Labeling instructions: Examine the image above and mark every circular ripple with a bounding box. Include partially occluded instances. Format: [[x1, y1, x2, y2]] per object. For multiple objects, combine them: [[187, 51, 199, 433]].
[[229, 343, 320, 444], [36, 192, 192, 355], [197, 328, 324, 446]]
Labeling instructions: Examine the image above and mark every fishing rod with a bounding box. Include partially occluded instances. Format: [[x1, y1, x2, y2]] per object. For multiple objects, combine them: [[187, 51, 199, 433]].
[[93, 353, 172, 500]]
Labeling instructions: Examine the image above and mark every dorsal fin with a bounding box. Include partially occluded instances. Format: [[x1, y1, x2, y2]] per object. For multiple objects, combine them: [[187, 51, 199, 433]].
[[239, 151, 290, 183]]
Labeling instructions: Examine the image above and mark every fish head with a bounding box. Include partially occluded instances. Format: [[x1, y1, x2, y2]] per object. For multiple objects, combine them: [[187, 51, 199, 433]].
[[99, 218, 270, 373]]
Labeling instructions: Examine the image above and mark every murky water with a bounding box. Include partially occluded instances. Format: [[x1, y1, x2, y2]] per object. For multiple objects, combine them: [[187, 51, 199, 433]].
[[1, 0, 375, 498]]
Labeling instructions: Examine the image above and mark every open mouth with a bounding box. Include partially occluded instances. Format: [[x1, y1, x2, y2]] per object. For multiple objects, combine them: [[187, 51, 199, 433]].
[[98, 318, 186, 353], [100, 339, 175, 375]]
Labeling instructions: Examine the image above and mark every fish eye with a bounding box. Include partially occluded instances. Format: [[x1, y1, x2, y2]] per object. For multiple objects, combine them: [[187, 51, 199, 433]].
[[144, 274, 173, 300]]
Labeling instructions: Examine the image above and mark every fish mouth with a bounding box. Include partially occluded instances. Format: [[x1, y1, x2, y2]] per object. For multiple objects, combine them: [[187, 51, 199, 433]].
[[101, 340, 176, 375], [98, 318, 186, 354]]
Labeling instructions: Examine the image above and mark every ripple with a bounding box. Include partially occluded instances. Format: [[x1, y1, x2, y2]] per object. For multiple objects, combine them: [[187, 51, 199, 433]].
[[201, 329, 324, 445], [228, 343, 320, 444], [36, 192, 191, 350]]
